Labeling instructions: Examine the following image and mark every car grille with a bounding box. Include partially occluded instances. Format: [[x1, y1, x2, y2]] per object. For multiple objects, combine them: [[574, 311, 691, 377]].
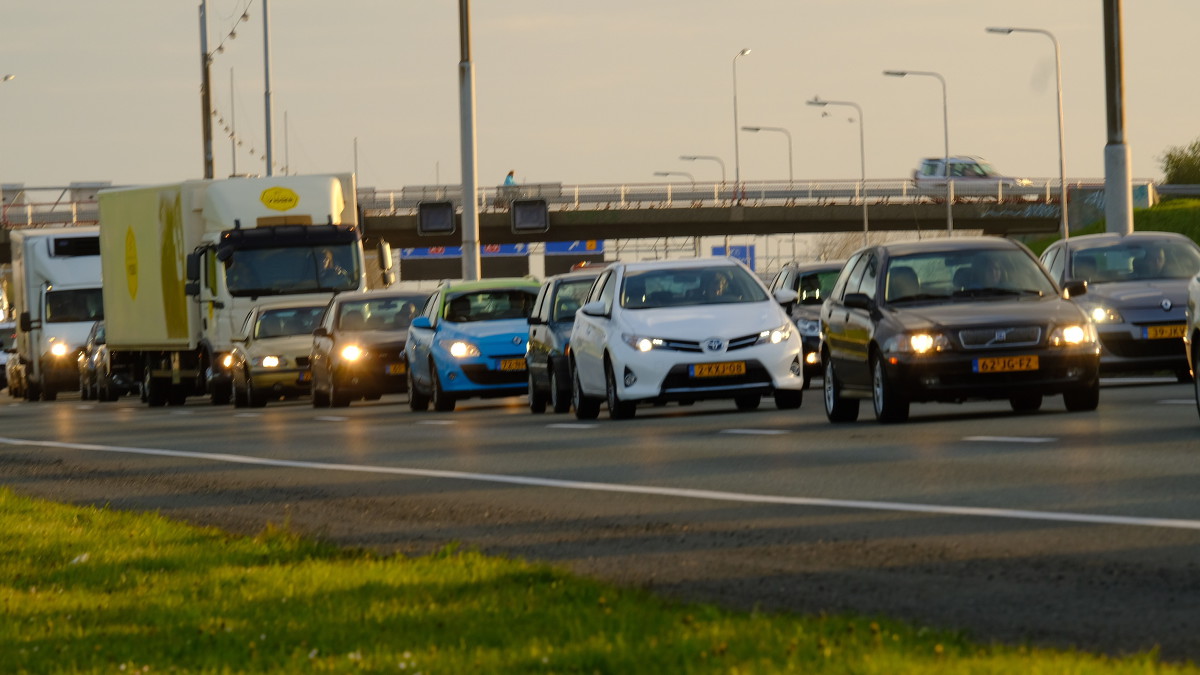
[[726, 332, 763, 351], [461, 365, 526, 386], [653, 332, 762, 353], [295, 356, 311, 368], [659, 361, 772, 393], [1099, 334, 1185, 359], [957, 326, 1042, 350]]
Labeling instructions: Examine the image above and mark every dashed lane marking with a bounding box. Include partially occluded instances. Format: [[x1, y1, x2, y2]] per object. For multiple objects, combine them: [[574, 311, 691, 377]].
[[313, 416, 348, 422], [965, 436, 1055, 443], [546, 423, 598, 429], [1158, 399, 1194, 405], [417, 420, 455, 425], [720, 429, 789, 435], [2, 435, 1198, 532]]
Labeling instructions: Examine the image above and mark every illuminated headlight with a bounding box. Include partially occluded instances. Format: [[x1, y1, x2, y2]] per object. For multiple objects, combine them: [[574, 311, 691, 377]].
[[440, 340, 480, 358], [50, 343, 69, 357], [622, 334, 665, 352], [883, 332, 950, 354], [756, 324, 792, 345], [221, 354, 234, 368], [1088, 306, 1123, 324], [340, 345, 364, 361], [1050, 324, 1096, 347], [796, 318, 821, 337], [255, 355, 285, 368]]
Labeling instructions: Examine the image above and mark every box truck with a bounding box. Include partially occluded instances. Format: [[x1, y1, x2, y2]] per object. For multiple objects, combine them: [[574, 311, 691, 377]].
[[7, 226, 104, 401], [97, 173, 391, 406]]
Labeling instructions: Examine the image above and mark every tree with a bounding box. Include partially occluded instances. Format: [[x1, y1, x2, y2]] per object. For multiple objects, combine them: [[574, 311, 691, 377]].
[[1159, 137, 1200, 184]]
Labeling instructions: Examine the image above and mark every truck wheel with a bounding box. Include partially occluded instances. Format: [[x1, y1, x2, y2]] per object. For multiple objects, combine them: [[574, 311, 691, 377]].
[[144, 369, 167, 407]]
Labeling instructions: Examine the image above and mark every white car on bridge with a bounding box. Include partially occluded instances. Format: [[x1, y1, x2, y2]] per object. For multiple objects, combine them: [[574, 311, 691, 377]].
[[568, 257, 805, 419]]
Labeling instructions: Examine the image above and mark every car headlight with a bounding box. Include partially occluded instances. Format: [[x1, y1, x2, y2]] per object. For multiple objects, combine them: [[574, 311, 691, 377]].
[[254, 355, 285, 368], [50, 342, 68, 357], [340, 345, 364, 361], [796, 318, 821, 337], [1049, 324, 1096, 347], [755, 324, 792, 345], [883, 332, 950, 355], [622, 334, 665, 352], [439, 339, 480, 358], [221, 353, 234, 368], [1087, 306, 1123, 324]]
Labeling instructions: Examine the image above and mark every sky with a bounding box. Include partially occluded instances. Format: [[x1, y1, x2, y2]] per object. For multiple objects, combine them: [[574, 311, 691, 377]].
[[2, 1, 1196, 194]]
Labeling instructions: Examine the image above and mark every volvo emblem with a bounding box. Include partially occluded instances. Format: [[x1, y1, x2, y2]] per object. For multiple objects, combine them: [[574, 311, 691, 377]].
[[993, 329, 1009, 343], [703, 337, 726, 353], [1161, 298, 1173, 311]]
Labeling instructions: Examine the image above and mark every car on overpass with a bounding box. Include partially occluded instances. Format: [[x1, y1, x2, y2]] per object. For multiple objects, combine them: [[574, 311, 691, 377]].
[[913, 156, 1032, 193]]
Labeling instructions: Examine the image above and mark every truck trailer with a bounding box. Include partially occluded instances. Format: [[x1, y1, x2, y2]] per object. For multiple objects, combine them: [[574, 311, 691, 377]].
[[97, 173, 390, 406], [7, 226, 104, 401]]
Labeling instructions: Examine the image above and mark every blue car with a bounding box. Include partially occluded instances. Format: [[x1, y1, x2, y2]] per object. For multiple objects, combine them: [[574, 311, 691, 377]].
[[406, 278, 541, 411]]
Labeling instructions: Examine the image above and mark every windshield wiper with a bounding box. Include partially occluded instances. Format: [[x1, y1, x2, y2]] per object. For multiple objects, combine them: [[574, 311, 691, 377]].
[[953, 287, 1044, 298], [887, 293, 951, 304]]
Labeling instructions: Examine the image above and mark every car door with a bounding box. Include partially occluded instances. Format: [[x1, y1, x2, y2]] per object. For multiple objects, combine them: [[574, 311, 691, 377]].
[[840, 252, 881, 387], [310, 302, 336, 392], [526, 281, 554, 387], [822, 252, 864, 374], [406, 290, 441, 391], [571, 268, 616, 394]]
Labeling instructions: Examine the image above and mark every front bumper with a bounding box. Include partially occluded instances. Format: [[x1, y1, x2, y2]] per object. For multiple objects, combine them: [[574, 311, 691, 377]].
[[251, 368, 313, 396], [1096, 325, 1187, 374], [334, 358, 409, 396], [880, 347, 1099, 403], [609, 339, 805, 403], [435, 351, 528, 398]]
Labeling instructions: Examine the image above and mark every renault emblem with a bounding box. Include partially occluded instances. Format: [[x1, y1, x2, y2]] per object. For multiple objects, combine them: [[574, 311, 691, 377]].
[[1161, 298, 1173, 311], [512, 336, 523, 345]]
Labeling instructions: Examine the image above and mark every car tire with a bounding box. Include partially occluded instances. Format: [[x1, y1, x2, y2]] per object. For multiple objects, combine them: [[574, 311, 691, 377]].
[[1009, 392, 1043, 413], [528, 368, 547, 414], [871, 355, 909, 423], [734, 394, 761, 411], [363, 393, 382, 401], [605, 360, 636, 420], [311, 376, 330, 407], [407, 365, 429, 411], [431, 362, 456, 412], [572, 362, 600, 420], [247, 376, 268, 408], [1063, 380, 1100, 412], [773, 388, 803, 410], [549, 367, 571, 414], [80, 374, 91, 401], [823, 358, 859, 423], [233, 373, 249, 408], [330, 376, 351, 408]]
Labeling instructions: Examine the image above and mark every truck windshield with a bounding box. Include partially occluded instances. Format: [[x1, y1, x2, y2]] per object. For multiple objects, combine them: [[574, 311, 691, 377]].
[[225, 244, 360, 297], [46, 288, 104, 323]]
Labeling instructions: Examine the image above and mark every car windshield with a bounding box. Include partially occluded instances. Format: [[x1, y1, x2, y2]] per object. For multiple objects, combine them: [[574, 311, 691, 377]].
[[621, 265, 769, 309], [551, 279, 595, 322], [443, 289, 537, 322], [337, 294, 426, 332], [45, 288, 104, 323], [255, 306, 326, 339], [797, 270, 840, 305], [1070, 239, 1200, 282], [883, 249, 1057, 304]]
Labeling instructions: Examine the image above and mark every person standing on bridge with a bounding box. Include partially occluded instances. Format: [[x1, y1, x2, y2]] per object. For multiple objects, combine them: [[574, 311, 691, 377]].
[[503, 170, 516, 186]]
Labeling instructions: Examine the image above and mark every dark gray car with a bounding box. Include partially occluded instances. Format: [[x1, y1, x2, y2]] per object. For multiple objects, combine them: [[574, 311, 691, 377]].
[[526, 268, 603, 413]]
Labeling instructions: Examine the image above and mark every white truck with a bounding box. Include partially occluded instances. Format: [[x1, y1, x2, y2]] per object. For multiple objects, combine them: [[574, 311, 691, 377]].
[[97, 173, 392, 406], [7, 226, 104, 401]]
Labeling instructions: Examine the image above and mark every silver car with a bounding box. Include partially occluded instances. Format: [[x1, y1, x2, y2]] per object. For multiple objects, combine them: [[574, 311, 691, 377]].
[[1041, 232, 1200, 380]]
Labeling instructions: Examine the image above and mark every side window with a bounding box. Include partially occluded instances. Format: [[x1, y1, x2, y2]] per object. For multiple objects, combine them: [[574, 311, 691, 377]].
[[239, 309, 255, 339], [598, 273, 618, 314], [1043, 246, 1064, 281], [421, 291, 440, 323], [205, 250, 219, 295], [841, 254, 870, 300], [854, 254, 879, 301], [588, 270, 612, 304], [322, 303, 338, 332], [769, 269, 785, 292], [532, 284, 551, 322], [830, 253, 863, 301]]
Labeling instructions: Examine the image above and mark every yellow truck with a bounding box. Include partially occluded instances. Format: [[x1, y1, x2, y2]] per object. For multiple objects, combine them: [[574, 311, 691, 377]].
[[98, 173, 391, 406]]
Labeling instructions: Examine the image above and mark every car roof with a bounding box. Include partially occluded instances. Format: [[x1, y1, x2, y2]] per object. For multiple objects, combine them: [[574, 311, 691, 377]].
[[252, 298, 339, 312], [1056, 231, 1196, 249], [781, 260, 845, 273], [619, 257, 744, 272], [544, 269, 604, 285], [441, 277, 540, 293], [865, 236, 1023, 257], [330, 289, 429, 304]]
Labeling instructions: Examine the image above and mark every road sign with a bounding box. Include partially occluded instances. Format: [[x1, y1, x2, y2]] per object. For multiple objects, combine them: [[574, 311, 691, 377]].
[[712, 244, 755, 269]]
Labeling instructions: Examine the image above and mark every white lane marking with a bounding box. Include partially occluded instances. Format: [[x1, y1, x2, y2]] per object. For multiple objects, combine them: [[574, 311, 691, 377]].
[[3, 436, 1199, 532], [313, 416, 348, 422], [965, 436, 1056, 444], [1158, 399, 1194, 405], [721, 429, 789, 435], [547, 423, 597, 429], [417, 420, 455, 425], [76, 406, 94, 410], [170, 411, 194, 415], [233, 413, 261, 418]]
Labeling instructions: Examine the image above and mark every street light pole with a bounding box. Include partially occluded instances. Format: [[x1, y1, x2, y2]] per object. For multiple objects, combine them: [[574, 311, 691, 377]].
[[884, 69, 951, 231], [679, 155, 726, 184], [654, 171, 696, 183], [0, 74, 13, 84], [988, 26, 1068, 240], [741, 126, 793, 184], [808, 96, 868, 246], [732, 48, 751, 202]]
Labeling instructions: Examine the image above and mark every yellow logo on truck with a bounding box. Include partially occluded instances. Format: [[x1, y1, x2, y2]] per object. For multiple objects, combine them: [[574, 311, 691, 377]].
[[125, 226, 138, 300], [260, 186, 300, 211]]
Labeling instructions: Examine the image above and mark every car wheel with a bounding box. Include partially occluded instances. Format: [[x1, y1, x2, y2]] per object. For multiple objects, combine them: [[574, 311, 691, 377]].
[[80, 373, 91, 401], [407, 364, 429, 411], [605, 359, 636, 420], [549, 367, 570, 414], [1195, 347, 1200, 420], [734, 393, 761, 411], [528, 368, 547, 414], [1177, 369, 1193, 384], [1063, 379, 1100, 412], [773, 388, 803, 410], [247, 375, 268, 408], [330, 376, 351, 408], [823, 358, 859, 423], [431, 361, 456, 412], [871, 355, 909, 423], [1009, 392, 1043, 413], [572, 362, 600, 420], [363, 393, 382, 401], [233, 371, 249, 408], [311, 376, 330, 407]]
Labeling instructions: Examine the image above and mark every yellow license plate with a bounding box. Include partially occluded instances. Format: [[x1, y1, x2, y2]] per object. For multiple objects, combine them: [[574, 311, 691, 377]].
[[974, 355, 1039, 373], [386, 363, 407, 375], [691, 361, 747, 378], [499, 358, 527, 372], [299, 371, 312, 382], [1145, 324, 1185, 340]]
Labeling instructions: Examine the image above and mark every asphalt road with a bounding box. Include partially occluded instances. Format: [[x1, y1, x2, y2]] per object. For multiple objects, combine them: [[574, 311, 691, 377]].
[[1, 379, 1198, 661]]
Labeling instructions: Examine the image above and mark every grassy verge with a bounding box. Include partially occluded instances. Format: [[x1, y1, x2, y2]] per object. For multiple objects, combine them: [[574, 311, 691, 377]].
[[1025, 198, 1200, 255], [0, 487, 1192, 674]]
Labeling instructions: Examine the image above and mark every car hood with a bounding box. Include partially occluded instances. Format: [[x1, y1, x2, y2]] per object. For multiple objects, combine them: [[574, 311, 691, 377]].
[[621, 302, 787, 338], [249, 334, 315, 357], [441, 318, 529, 346], [886, 298, 1085, 331], [337, 330, 409, 349], [1081, 280, 1189, 308]]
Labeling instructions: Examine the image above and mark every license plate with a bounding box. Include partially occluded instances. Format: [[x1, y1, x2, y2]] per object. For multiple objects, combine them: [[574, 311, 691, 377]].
[[1145, 324, 1185, 340], [298, 371, 312, 382], [386, 363, 407, 375], [690, 361, 747, 378], [973, 355, 1039, 373], [499, 358, 527, 372]]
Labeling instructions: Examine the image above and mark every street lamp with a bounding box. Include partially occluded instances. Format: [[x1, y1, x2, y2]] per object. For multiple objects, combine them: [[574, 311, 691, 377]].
[[679, 155, 726, 183], [808, 96, 868, 245], [988, 26, 1068, 240], [884, 69, 952, 231], [732, 48, 751, 201], [654, 171, 695, 183], [1, 74, 14, 84], [741, 126, 793, 183]]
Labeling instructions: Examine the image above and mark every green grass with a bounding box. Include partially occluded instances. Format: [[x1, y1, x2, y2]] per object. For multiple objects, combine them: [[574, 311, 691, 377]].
[[1, 488, 1194, 674], [1025, 198, 1200, 255]]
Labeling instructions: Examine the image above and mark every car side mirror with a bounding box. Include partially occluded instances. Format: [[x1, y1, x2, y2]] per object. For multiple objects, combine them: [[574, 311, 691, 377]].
[[773, 288, 797, 306], [411, 316, 433, 330], [843, 293, 872, 310], [19, 311, 32, 332], [312, 327, 329, 338], [1062, 280, 1088, 299], [580, 300, 607, 317]]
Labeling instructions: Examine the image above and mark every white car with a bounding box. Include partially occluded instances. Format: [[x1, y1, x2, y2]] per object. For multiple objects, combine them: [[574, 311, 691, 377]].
[[568, 257, 805, 419]]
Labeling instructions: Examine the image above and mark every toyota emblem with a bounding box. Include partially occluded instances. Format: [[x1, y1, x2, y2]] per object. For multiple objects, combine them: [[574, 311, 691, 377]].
[[703, 337, 726, 353]]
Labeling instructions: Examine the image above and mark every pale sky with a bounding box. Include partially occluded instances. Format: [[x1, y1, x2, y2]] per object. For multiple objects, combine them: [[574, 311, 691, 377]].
[[1, 1, 1195, 192]]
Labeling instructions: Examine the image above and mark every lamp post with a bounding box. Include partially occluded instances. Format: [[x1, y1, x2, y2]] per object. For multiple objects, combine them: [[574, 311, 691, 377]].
[[741, 126, 793, 183], [0, 74, 13, 84], [679, 155, 726, 184], [988, 26, 1068, 240], [884, 69, 951, 231], [808, 96, 868, 246], [654, 171, 695, 183], [732, 48, 751, 202]]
